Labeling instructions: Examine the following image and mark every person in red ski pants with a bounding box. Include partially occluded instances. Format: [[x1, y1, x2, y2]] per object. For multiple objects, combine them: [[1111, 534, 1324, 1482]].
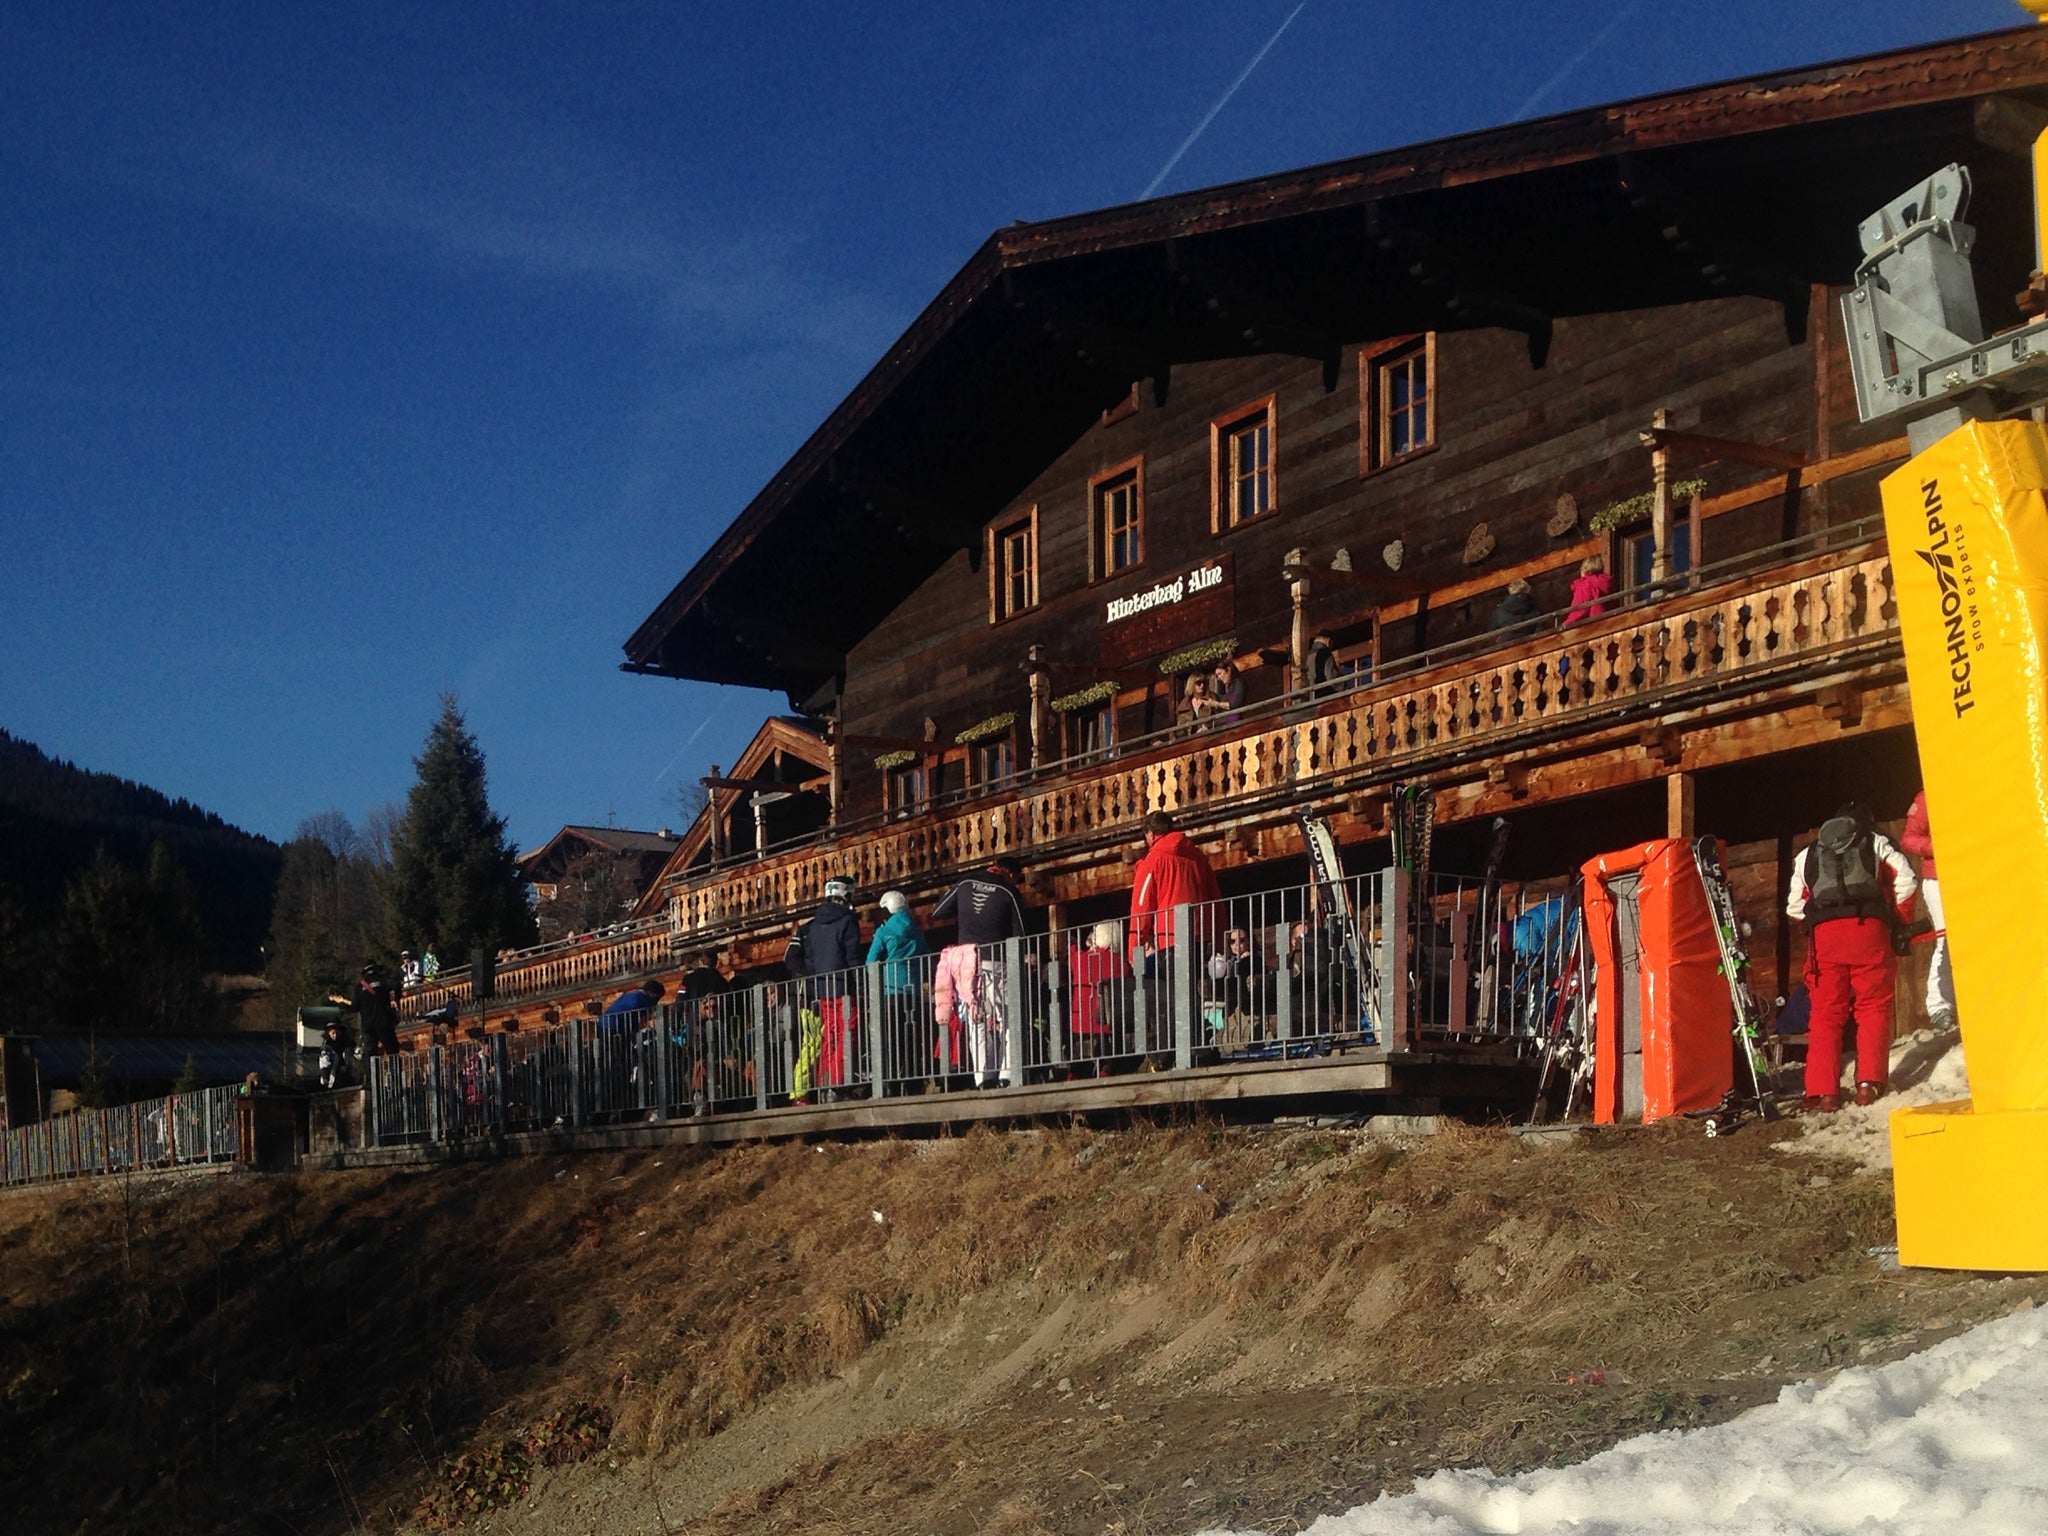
[[1785, 802, 1917, 1111]]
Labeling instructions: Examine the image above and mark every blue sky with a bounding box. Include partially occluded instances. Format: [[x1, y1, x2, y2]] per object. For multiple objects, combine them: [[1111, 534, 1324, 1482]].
[[0, 0, 2024, 853]]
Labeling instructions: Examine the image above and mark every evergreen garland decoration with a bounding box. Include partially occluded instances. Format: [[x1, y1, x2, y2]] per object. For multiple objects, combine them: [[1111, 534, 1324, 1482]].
[[953, 711, 1018, 746], [1156, 637, 1240, 676], [1050, 681, 1118, 712], [1586, 478, 1707, 535]]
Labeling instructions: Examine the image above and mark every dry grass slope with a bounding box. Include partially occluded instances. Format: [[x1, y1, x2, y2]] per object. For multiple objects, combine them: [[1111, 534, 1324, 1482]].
[[1, 1113, 2040, 1535]]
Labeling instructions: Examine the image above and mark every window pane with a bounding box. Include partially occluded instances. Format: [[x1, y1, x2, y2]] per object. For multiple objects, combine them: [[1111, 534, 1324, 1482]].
[[1101, 479, 1139, 571]]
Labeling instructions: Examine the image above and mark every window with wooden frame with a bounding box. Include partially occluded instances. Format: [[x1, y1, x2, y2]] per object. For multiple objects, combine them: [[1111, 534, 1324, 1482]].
[[1212, 398, 1275, 531], [1090, 460, 1144, 580], [1360, 334, 1436, 474], [972, 735, 1016, 790], [885, 762, 929, 818], [987, 508, 1038, 623], [1065, 700, 1116, 761]]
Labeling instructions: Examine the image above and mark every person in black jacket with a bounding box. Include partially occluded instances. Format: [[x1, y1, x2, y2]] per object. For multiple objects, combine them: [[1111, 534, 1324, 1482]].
[[931, 857, 1028, 1087], [334, 962, 400, 1058], [1487, 578, 1543, 633], [799, 876, 865, 1095]]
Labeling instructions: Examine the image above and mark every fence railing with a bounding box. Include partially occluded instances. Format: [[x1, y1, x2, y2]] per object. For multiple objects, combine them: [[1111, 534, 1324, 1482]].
[[2, 1084, 243, 1188], [368, 866, 1582, 1147]]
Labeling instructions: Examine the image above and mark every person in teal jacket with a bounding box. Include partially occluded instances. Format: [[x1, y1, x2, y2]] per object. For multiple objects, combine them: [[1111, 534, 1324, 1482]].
[[868, 891, 928, 1090]]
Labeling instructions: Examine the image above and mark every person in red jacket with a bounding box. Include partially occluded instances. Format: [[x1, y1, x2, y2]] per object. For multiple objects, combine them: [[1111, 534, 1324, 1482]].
[[1129, 811, 1222, 1037], [1899, 790, 1955, 1030], [1785, 802, 1917, 1112]]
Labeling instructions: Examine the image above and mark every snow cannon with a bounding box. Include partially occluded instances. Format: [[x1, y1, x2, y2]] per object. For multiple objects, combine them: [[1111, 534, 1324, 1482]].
[[1847, 144, 2048, 1270]]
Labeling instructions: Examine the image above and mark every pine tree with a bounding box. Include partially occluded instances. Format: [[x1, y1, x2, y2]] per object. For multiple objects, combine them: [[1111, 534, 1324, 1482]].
[[387, 697, 537, 964]]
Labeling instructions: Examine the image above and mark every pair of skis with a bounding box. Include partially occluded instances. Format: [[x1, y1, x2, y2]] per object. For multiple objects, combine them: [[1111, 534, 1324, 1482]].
[[1298, 811, 1378, 1038], [1689, 835, 1780, 1136]]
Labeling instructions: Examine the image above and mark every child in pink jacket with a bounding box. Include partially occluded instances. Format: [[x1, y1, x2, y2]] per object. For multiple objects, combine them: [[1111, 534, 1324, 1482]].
[[1564, 554, 1612, 626]]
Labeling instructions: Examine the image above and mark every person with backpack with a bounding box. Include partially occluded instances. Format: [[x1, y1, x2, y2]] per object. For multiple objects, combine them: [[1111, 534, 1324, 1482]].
[[1785, 802, 1917, 1112], [794, 876, 864, 1099]]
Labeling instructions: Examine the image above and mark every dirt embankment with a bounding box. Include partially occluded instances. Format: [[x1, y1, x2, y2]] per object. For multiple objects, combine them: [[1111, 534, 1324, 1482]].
[[2, 1109, 2040, 1536]]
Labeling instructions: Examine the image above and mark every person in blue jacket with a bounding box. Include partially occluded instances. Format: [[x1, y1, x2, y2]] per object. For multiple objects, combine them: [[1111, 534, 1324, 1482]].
[[867, 890, 928, 1090]]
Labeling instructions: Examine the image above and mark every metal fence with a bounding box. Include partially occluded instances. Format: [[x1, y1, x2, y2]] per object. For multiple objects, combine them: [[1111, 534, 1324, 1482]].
[[2, 1084, 243, 1188], [368, 866, 1586, 1146]]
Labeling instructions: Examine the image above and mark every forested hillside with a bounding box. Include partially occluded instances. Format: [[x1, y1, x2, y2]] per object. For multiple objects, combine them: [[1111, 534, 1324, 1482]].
[[0, 729, 280, 972]]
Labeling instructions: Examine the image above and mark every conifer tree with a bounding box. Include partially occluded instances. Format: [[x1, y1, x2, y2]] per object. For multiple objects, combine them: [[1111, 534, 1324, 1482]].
[[387, 697, 537, 964]]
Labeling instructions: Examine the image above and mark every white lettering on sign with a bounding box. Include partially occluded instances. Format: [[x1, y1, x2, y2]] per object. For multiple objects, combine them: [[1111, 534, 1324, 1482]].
[[1105, 562, 1225, 625]]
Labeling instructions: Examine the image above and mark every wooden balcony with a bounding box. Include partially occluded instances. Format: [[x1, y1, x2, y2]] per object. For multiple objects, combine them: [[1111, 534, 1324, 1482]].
[[407, 531, 1899, 1023]]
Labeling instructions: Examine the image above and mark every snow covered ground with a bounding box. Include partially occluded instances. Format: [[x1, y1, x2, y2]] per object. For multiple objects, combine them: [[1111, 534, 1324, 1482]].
[[1200, 1301, 2048, 1536], [1775, 1027, 1970, 1174]]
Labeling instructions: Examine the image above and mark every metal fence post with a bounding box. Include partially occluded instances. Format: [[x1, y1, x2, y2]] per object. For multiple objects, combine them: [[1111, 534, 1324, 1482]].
[[568, 1026, 586, 1129], [651, 1006, 672, 1120], [1379, 870, 1411, 1051], [1172, 904, 1195, 1072], [1003, 936, 1025, 1087], [1132, 959, 1150, 1057], [429, 1045, 445, 1144], [201, 1090, 213, 1165], [1045, 939, 1065, 1071], [491, 1033, 510, 1134], [1272, 921, 1295, 1041], [751, 985, 770, 1112], [366, 1057, 382, 1147], [865, 962, 886, 1100]]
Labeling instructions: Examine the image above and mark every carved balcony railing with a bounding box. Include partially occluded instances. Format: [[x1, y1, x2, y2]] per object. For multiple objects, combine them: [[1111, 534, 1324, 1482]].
[[406, 528, 1897, 1022]]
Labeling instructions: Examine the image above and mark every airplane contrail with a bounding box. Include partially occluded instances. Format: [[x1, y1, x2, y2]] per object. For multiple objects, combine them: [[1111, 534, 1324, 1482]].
[[1511, 0, 1644, 121], [1142, 1, 1309, 200], [651, 704, 725, 787]]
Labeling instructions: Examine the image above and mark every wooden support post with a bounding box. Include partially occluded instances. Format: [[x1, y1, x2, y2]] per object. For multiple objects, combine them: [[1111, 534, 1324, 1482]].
[[1688, 491, 1704, 588], [1287, 547, 1310, 691], [707, 765, 725, 861], [1666, 770, 1696, 839], [752, 795, 772, 858], [1027, 645, 1050, 768], [827, 737, 843, 827], [1650, 407, 1672, 587]]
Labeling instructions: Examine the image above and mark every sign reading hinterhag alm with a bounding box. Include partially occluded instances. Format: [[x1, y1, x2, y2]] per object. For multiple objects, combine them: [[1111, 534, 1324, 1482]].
[[1100, 554, 1234, 669]]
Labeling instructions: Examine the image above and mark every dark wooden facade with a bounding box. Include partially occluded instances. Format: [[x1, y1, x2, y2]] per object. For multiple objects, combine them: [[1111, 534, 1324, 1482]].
[[838, 295, 1841, 815]]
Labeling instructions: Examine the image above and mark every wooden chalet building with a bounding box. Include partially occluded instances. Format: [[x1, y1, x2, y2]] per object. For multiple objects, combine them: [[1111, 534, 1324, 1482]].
[[519, 824, 681, 942], [405, 25, 2048, 1053]]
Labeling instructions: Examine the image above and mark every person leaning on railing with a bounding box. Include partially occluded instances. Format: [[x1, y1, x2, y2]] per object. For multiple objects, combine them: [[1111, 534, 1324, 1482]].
[[867, 891, 928, 1091], [794, 876, 865, 1100], [1129, 812, 1222, 1042], [931, 857, 1028, 1089]]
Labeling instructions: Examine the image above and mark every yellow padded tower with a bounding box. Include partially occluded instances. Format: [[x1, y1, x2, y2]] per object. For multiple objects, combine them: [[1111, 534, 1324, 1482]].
[[1884, 419, 2048, 1270]]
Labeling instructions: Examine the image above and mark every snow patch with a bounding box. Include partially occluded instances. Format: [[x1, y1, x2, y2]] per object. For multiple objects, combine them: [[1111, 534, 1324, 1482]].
[[1198, 1303, 2048, 1536], [1775, 1028, 1969, 1172]]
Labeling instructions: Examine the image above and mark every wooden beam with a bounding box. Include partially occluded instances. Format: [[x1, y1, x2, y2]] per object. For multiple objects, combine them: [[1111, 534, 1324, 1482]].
[[1666, 771, 1696, 839], [700, 776, 826, 794], [1638, 426, 1807, 472]]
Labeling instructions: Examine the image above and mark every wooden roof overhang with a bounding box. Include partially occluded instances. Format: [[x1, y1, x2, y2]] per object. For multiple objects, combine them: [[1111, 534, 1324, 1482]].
[[621, 25, 2048, 704]]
